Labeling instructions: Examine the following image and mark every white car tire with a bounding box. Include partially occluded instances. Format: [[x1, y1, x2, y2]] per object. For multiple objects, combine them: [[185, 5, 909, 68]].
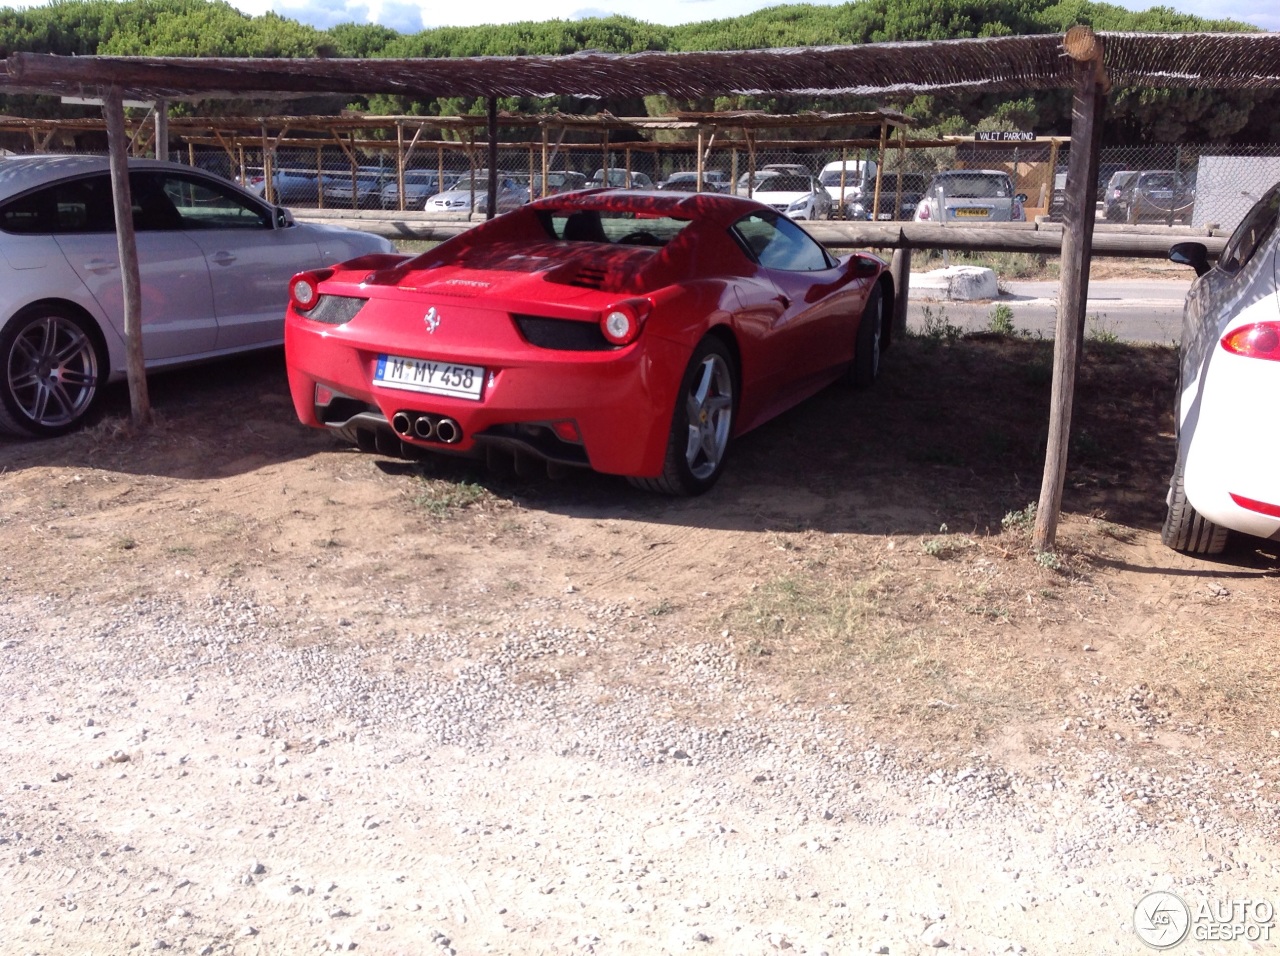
[[1162, 461, 1229, 555]]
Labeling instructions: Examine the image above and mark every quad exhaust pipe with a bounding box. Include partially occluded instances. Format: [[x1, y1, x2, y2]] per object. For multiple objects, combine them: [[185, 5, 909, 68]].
[[391, 411, 462, 445]]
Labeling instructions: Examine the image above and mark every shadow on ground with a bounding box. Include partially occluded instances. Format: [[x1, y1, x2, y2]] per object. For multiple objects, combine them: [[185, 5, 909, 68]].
[[0, 335, 1184, 540]]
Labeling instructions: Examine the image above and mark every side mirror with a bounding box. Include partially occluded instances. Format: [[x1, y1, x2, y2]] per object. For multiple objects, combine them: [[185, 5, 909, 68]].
[[276, 206, 294, 228], [1169, 241, 1211, 278], [1015, 193, 1028, 203]]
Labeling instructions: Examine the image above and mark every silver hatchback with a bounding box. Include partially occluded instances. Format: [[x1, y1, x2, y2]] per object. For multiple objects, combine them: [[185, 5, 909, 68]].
[[913, 169, 1027, 223]]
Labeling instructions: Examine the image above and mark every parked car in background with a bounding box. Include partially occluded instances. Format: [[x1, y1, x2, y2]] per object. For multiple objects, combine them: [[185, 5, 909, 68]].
[[530, 170, 588, 199], [1095, 162, 1131, 203], [760, 163, 812, 178], [913, 170, 1026, 223], [424, 172, 530, 215], [321, 166, 392, 209], [1102, 170, 1139, 221], [0, 155, 394, 438], [245, 167, 322, 206], [380, 169, 458, 209], [749, 173, 833, 220], [657, 171, 729, 193], [734, 165, 812, 195], [1161, 180, 1280, 554], [590, 169, 654, 189], [284, 190, 892, 494], [819, 160, 877, 206], [735, 169, 780, 195], [844, 172, 928, 221], [1112, 170, 1195, 224]]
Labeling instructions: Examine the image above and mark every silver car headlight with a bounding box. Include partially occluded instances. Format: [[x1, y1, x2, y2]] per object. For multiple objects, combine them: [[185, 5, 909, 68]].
[[787, 197, 809, 212]]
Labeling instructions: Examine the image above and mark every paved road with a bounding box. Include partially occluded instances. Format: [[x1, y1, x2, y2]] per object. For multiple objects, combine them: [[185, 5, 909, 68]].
[[907, 277, 1192, 344]]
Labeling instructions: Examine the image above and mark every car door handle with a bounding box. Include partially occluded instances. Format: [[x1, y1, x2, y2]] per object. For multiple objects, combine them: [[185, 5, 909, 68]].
[[210, 252, 237, 266], [82, 258, 118, 273], [775, 294, 791, 308]]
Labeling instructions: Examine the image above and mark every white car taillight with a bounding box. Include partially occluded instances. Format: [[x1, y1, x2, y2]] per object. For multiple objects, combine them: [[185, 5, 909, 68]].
[[1221, 322, 1280, 361]]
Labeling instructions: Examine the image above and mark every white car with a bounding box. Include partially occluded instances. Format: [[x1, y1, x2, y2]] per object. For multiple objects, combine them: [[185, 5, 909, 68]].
[[1163, 180, 1280, 554], [749, 173, 833, 220], [819, 159, 876, 206], [0, 155, 394, 438]]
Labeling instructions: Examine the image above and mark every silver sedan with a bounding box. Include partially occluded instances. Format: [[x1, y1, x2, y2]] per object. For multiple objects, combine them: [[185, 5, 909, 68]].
[[0, 155, 394, 438]]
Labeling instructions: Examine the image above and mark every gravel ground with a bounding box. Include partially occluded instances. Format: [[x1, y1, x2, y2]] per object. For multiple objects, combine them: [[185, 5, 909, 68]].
[[3, 577, 1277, 955]]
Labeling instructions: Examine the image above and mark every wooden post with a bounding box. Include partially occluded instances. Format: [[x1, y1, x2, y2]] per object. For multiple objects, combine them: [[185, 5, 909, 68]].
[[890, 245, 912, 338], [696, 128, 705, 191], [893, 126, 905, 218], [103, 87, 151, 429], [260, 125, 273, 205], [154, 98, 168, 161], [541, 125, 549, 199], [396, 121, 405, 212], [871, 120, 888, 220], [486, 97, 498, 220], [1033, 26, 1109, 552]]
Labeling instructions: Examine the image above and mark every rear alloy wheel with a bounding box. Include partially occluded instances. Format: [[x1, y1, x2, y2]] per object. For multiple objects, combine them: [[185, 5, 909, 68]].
[[0, 305, 103, 438], [1161, 460, 1229, 555], [629, 337, 735, 496], [844, 284, 883, 389]]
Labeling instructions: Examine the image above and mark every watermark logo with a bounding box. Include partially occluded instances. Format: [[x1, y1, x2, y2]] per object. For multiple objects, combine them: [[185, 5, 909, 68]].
[[1135, 891, 1191, 949], [1135, 893, 1276, 948]]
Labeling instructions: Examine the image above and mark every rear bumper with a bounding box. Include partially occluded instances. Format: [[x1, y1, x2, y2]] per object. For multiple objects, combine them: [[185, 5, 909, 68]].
[[285, 311, 689, 477], [1183, 351, 1280, 541]]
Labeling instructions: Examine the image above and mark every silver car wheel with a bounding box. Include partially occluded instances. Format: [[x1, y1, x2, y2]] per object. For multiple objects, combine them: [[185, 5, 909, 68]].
[[5, 311, 100, 430], [683, 352, 733, 481]]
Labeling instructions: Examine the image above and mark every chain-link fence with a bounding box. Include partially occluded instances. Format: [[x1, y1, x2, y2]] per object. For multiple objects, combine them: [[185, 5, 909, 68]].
[[32, 131, 1280, 232]]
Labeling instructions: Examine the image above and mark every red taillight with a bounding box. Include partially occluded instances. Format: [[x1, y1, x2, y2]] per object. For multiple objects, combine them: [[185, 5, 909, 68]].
[[1230, 493, 1280, 518], [599, 299, 651, 347], [917, 204, 931, 220], [289, 270, 332, 312], [1221, 322, 1280, 361], [551, 420, 581, 443]]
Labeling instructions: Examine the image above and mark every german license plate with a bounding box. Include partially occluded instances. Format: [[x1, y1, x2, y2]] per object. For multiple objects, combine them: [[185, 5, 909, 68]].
[[954, 207, 990, 218], [374, 354, 485, 401]]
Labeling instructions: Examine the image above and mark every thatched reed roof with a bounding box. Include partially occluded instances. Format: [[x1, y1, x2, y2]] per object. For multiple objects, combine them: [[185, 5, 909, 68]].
[[2, 31, 1279, 104], [1, 31, 1277, 105]]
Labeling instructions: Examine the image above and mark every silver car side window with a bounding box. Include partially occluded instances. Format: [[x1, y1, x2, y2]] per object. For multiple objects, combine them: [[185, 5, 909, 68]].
[[157, 173, 273, 230]]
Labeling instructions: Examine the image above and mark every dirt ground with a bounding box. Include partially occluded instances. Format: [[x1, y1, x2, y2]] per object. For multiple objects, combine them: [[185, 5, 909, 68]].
[[2, 332, 1279, 954]]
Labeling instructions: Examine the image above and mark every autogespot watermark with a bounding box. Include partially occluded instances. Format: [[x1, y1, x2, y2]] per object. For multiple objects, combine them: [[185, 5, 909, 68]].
[[1134, 891, 1276, 949]]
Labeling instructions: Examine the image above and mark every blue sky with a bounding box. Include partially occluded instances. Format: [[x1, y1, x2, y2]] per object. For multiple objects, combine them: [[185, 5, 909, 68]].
[[240, 0, 1276, 34]]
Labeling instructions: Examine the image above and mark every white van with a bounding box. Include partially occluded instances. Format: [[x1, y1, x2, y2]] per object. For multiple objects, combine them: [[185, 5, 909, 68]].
[[820, 160, 878, 203]]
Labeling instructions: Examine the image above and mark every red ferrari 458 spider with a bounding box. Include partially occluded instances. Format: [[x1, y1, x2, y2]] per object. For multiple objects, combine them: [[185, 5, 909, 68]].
[[285, 189, 893, 494]]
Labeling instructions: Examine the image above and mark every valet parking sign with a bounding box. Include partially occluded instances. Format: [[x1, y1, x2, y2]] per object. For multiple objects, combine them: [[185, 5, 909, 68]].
[[1135, 891, 1276, 948]]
